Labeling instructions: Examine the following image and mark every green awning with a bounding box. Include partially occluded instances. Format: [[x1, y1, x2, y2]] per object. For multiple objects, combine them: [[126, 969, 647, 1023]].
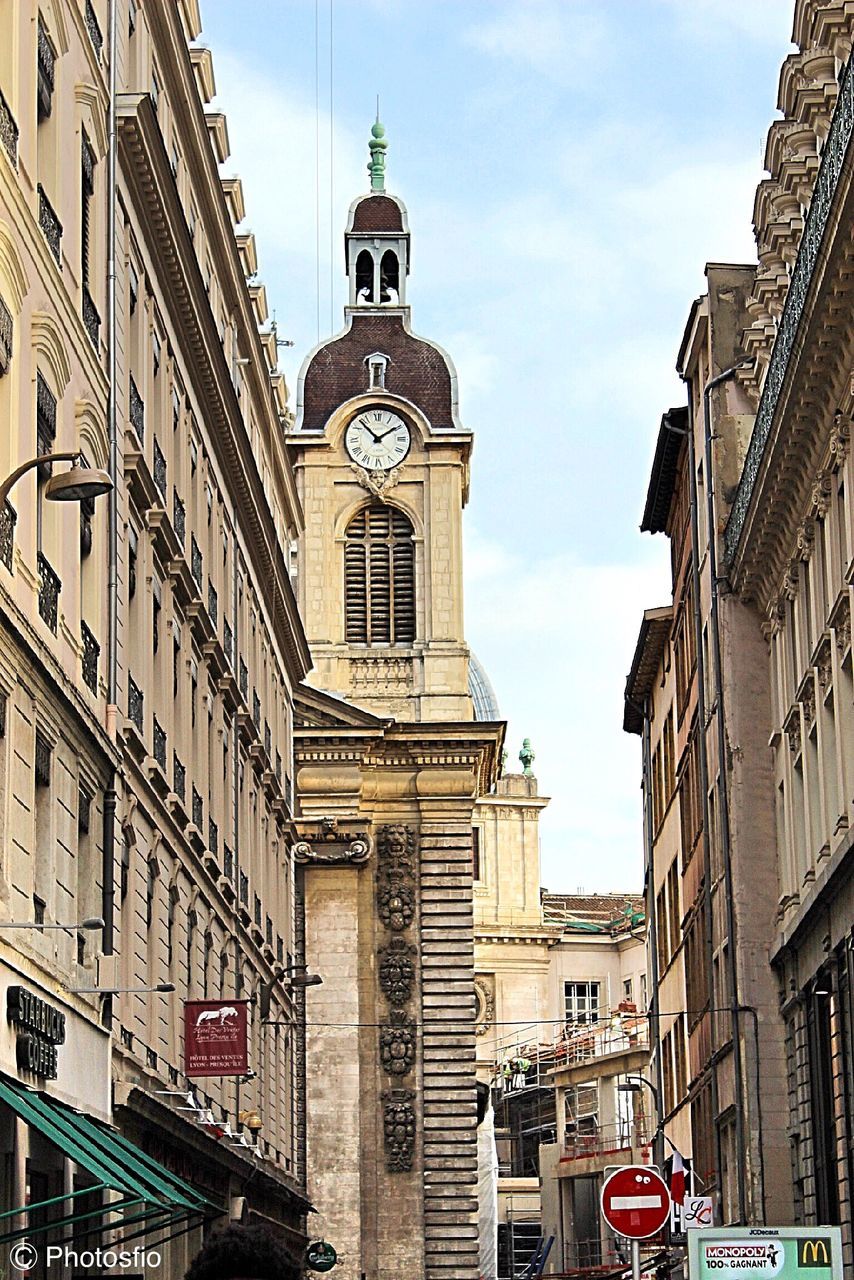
[[0, 1073, 220, 1246]]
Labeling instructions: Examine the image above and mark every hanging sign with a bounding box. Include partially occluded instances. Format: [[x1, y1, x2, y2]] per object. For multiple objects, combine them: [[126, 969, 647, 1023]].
[[306, 1241, 337, 1272], [7, 986, 66, 1080], [184, 1000, 248, 1077]]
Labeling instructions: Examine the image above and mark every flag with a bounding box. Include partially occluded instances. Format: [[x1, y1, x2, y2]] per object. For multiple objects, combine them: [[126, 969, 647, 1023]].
[[670, 1149, 686, 1206]]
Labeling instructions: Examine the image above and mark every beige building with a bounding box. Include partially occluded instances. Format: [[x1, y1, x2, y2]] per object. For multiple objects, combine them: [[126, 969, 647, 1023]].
[[626, 1, 854, 1266], [0, 0, 311, 1273], [471, 750, 647, 1277]]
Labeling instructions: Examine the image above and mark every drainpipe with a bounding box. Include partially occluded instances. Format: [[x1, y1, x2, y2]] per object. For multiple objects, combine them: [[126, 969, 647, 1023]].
[[101, 0, 119, 1028], [680, 383, 724, 1203], [702, 362, 752, 1226]]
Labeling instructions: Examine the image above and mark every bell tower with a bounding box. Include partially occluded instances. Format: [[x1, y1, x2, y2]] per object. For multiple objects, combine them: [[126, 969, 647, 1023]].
[[287, 121, 474, 722]]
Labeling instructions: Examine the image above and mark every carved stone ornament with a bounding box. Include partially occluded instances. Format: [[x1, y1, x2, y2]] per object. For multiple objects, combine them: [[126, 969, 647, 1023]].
[[785, 707, 802, 755], [291, 817, 372, 866], [474, 976, 495, 1037], [796, 519, 815, 561], [377, 824, 416, 878], [379, 938, 417, 1006], [380, 1011, 416, 1076], [811, 471, 832, 519], [837, 601, 852, 656], [382, 1088, 416, 1172], [377, 879, 415, 932], [349, 462, 402, 500], [783, 560, 800, 601], [800, 674, 816, 728], [816, 636, 833, 691], [829, 412, 851, 469]]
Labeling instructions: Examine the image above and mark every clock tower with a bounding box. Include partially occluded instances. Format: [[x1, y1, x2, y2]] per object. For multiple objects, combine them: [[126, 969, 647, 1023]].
[[287, 119, 473, 722]]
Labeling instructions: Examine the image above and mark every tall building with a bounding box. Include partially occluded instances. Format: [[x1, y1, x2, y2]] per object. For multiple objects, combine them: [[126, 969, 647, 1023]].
[[626, 2, 854, 1265], [287, 127, 503, 1280], [0, 2, 310, 1274]]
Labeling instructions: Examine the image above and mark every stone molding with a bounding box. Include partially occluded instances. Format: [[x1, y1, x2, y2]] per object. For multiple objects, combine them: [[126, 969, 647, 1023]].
[[291, 816, 372, 866]]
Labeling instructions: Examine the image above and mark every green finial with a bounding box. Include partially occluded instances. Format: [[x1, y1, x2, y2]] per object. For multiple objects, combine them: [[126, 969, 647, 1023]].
[[519, 738, 535, 777], [368, 104, 387, 192]]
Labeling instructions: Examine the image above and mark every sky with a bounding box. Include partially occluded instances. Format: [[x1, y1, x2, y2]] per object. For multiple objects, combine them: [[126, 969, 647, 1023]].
[[198, 0, 795, 893]]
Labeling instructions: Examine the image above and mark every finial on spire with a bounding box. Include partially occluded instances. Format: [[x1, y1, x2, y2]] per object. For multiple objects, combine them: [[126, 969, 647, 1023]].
[[368, 106, 387, 192]]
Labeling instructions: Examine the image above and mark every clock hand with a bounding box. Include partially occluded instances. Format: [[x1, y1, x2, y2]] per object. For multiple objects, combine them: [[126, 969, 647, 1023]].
[[376, 426, 399, 441], [363, 426, 384, 443]]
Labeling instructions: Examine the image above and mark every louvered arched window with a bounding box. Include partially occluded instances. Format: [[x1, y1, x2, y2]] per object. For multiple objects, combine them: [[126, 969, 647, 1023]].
[[345, 504, 415, 645]]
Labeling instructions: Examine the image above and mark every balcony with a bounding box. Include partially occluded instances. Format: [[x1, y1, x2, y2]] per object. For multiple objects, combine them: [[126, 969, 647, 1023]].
[[37, 185, 62, 264], [37, 553, 60, 633], [81, 621, 99, 694], [559, 1119, 650, 1171], [0, 87, 18, 166], [553, 1012, 649, 1073]]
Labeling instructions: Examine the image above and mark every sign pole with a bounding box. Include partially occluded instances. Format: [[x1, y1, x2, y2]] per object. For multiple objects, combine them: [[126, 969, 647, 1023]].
[[631, 1239, 640, 1280]]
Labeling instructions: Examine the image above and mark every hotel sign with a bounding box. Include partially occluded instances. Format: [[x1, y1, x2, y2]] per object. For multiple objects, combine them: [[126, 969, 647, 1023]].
[[688, 1227, 842, 1278], [184, 1000, 248, 1077], [6, 986, 66, 1080]]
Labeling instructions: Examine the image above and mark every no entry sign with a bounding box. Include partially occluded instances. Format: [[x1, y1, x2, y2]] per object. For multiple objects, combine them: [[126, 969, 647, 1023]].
[[601, 1166, 671, 1240]]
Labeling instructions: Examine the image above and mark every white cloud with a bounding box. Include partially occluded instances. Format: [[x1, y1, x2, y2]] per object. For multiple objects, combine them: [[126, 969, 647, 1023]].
[[463, 0, 611, 83], [658, 0, 794, 45]]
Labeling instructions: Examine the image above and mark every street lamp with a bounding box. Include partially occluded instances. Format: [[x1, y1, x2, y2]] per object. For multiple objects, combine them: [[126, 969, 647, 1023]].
[[618, 1073, 662, 1166], [260, 965, 322, 1021], [0, 452, 113, 509], [0, 916, 105, 931]]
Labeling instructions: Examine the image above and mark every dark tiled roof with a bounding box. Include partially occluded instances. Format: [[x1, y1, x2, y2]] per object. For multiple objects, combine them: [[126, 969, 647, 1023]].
[[301, 313, 453, 431], [640, 406, 688, 534], [350, 194, 405, 233]]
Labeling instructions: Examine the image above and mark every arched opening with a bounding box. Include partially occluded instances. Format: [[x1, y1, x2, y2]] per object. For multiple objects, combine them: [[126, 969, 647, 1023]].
[[380, 250, 399, 303], [355, 250, 374, 303], [344, 503, 415, 645]]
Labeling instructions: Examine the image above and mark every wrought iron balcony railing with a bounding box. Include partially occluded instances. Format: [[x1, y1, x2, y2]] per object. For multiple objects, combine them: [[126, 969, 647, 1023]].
[[173, 493, 185, 546], [191, 536, 203, 593], [153, 717, 167, 771], [239, 658, 248, 699], [223, 618, 233, 665], [207, 581, 218, 628], [37, 553, 60, 633], [84, 0, 103, 59], [239, 870, 249, 906], [223, 845, 234, 881], [725, 50, 854, 564], [192, 786, 203, 831], [37, 185, 62, 264], [129, 376, 144, 441], [0, 87, 18, 166], [208, 817, 218, 855], [127, 674, 143, 732], [0, 291, 12, 373], [252, 690, 260, 730], [0, 500, 15, 570], [81, 621, 99, 694], [173, 752, 186, 803], [264, 720, 271, 759], [82, 287, 100, 349], [153, 437, 167, 501], [254, 893, 262, 927]]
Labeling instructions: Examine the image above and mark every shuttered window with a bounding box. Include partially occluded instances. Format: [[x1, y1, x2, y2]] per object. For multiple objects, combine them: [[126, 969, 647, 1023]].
[[345, 504, 415, 645]]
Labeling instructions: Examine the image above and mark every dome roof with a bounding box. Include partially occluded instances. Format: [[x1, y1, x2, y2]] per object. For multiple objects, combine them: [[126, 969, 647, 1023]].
[[469, 653, 501, 721]]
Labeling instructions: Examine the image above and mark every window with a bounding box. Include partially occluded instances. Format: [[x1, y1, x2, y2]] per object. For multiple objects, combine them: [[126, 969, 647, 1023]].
[[80, 136, 95, 323], [366, 353, 388, 390], [472, 827, 481, 881], [564, 981, 600, 1026], [344, 504, 415, 645], [36, 17, 55, 122], [623, 978, 633, 1004]]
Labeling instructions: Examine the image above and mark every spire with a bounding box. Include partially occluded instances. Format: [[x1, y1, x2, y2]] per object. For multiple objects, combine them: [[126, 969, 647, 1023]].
[[368, 107, 387, 192]]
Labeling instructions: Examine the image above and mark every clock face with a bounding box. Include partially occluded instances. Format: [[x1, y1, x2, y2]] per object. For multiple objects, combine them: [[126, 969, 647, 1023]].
[[344, 409, 411, 472]]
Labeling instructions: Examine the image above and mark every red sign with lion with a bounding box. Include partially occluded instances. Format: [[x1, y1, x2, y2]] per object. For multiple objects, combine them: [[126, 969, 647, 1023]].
[[184, 1000, 249, 1077]]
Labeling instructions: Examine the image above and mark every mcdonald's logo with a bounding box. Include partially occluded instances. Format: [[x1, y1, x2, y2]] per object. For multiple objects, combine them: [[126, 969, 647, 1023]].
[[798, 1237, 832, 1267]]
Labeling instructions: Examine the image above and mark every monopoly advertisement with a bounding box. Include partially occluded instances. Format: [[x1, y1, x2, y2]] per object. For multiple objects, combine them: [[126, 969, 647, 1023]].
[[688, 1227, 842, 1279]]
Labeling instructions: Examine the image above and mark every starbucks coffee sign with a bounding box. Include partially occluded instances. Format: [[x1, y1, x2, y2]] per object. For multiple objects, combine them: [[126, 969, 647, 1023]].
[[7, 986, 66, 1079]]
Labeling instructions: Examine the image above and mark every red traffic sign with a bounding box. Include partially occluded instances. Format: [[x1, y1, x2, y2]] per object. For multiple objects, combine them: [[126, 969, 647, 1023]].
[[601, 1165, 671, 1240]]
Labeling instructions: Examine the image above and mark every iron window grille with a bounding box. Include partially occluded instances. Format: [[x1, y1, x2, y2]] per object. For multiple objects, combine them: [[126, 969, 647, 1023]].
[[239, 658, 248, 699], [34, 732, 51, 787], [223, 845, 234, 880], [129, 376, 144, 440], [254, 893, 262, 927], [37, 19, 55, 121], [192, 786, 203, 831], [37, 185, 62, 264], [223, 618, 233, 665], [173, 752, 186, 803], [0, 292, 12, 374], [84, 0, 103, 59], [153, 438, 167, 501], [36, 372, 57, 475], [275, 751, 282, 783], [82, 288, 100, 350], [81, 138, 97, 346], [37, 553, 60, 633], [207, 581, 218, 628], [81, 621, 99, 694], [252, 690, 260, 730], [264, 721, 271, 759], [239, 870, 249, 905], [191, 536, 203, 592], [153, 718, 167, 771], [0, 87, 18, 166], [172, 492, 185, 546], [208, 817, 218, 855], [127, 674, 143, 732], [0, 501, 15, 571]]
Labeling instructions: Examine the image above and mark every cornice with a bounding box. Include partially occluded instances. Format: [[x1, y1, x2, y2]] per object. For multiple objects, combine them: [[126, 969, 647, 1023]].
[[144, 1, 301, 534], [117, 94, 311, 685]]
